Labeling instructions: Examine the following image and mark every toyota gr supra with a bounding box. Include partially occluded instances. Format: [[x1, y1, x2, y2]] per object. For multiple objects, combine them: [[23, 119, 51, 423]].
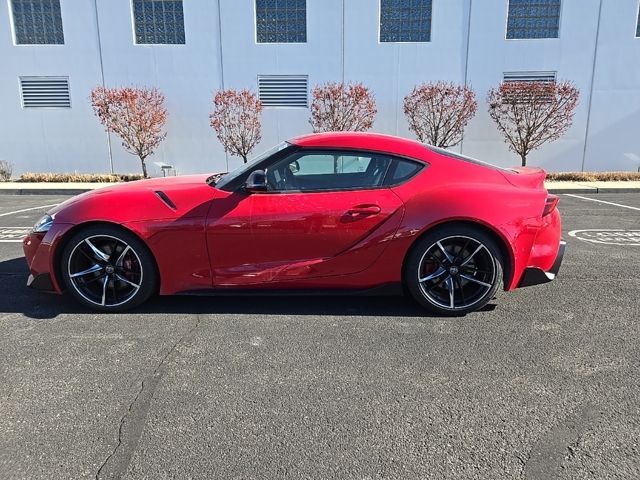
[[23, 132, 565, 315]]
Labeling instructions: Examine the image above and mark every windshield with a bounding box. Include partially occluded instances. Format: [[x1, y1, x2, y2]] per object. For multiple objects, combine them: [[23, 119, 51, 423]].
[[213, 142, 290, 188]]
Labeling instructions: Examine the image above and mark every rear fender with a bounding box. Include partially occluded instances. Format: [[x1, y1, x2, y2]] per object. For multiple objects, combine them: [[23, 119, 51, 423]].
[[395, 183, 547, 290]]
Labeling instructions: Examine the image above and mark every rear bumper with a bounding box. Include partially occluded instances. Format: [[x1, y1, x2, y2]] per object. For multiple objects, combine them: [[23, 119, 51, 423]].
[[518, 240, 566, 288]]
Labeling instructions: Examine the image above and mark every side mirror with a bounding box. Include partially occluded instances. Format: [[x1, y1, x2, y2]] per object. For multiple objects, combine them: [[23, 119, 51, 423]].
[[244, 170, 268, 193], [289, 160, 300, 174]]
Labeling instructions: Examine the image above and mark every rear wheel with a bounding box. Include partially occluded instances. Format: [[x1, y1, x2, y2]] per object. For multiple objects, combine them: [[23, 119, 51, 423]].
[[404, 226, 503, 315], [61, 225, 157, 312]]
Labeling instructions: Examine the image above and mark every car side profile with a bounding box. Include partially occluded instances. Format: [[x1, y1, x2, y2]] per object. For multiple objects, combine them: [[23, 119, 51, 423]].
[[23, 132, 564, 315]]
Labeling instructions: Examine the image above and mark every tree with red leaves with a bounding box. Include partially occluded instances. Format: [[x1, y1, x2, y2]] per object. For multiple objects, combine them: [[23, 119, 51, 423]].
[[210, 89, 263, 164], [310, 82, 377, 132], [487, 80, 579, 166], [91, 86, 167, 178], [403, 81, 477, 148]]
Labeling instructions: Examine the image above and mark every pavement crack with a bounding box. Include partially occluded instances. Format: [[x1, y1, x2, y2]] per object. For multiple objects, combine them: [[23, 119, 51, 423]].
[[95, 314, 202, 480], [95, 379, 145, 480], [515, 451, 529, 468]]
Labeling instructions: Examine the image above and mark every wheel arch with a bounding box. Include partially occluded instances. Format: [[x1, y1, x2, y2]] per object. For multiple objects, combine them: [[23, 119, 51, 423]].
[[52, 220, 160, 293], [401, 219, 515, 290]]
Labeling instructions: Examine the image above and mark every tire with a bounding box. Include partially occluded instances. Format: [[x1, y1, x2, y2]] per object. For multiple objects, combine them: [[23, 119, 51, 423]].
[[404, 225, 503, 316], [61, 224, 157, 312]]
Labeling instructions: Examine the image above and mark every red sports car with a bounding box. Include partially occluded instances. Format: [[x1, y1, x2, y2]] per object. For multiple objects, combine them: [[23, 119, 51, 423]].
[[23, 132, 564, 315]]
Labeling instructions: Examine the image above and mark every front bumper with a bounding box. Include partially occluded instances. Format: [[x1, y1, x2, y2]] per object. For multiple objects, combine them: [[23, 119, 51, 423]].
[[27, 272, 55, 291], [23, 224, 70, 295], [24, 232, 55, 291], [518, 240, 566, 288]]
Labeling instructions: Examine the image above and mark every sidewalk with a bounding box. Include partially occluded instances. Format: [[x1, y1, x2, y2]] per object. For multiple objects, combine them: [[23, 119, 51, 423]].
[[1, 181, 640, 195]]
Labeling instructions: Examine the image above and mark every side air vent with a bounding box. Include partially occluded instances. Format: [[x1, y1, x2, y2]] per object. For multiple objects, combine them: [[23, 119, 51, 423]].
[[154, 190, 176, 210], [258, 75, 308, 107], [20, 76, 71, 108]]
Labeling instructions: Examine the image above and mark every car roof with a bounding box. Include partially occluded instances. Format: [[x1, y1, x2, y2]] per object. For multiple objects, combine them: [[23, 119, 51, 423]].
[[289, 132, 433, 163]]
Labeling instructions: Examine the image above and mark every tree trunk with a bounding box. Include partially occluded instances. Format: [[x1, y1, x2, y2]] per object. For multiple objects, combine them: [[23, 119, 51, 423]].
[[140, 158, 148, 178], [520, 153, 527, 167], [242, 154, 248, 164]]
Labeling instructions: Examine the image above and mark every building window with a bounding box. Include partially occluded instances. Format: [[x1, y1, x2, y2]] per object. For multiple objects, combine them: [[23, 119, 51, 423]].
[[10, 0, 64, 45], [506, 0, 561, 39], [133, 0, 185, 44], [20, 77, 71, 108], [379, 0, 432, 43], [255, 0, 306, 43], [258, 75, 308, 107]]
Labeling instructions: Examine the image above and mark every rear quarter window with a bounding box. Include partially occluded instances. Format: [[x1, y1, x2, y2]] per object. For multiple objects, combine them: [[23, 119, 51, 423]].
[[385, 158, 425, 185], [427, 145, 511, 172]]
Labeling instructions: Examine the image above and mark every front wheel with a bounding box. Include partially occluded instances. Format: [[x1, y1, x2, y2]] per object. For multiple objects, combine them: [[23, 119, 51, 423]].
[[404, 226, 503, 315], [61, 225, 157, 312]]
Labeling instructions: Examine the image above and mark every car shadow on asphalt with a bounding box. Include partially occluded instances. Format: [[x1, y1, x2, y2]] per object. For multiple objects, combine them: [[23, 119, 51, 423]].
[[1, 257, 496, 319]]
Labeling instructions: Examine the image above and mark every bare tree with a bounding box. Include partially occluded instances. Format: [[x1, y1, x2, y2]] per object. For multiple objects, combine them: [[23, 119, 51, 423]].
[[91, 86, 168, 178], [310, 82, 377, 132], [487, 80, 580, 166], [403, 81, 477, 148], [0, 160, 13, 181], [210, 89, 263, 164]]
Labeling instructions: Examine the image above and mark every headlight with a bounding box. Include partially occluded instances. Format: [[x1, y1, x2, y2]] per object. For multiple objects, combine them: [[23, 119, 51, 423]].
[[33, 214, 54, 233]]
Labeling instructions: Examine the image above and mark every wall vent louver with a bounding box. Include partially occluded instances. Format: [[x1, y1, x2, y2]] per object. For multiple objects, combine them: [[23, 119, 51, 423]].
[[258, 75, 308, 107], [503, 72, 556, 84], [20, 77, 70, 108], [502, 72, 557, 103]]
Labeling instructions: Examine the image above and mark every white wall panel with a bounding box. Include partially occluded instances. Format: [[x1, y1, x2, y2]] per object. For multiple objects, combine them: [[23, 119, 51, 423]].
[[1, 0, 639, 176]]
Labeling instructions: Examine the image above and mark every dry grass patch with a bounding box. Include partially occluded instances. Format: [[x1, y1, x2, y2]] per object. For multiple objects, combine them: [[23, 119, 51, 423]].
[[19, 172, 144, 183], [546, 171, 640, 182]]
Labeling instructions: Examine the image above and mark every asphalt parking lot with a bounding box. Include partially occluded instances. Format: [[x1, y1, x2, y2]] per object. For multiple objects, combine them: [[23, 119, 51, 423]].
[[0, 193, 639, 480]]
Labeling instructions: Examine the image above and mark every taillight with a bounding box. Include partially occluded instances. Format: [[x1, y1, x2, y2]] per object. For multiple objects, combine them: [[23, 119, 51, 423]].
[[543, 194, 559, 217]]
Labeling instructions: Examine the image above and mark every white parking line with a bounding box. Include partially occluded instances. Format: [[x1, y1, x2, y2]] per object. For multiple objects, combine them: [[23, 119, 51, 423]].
[[0, 227, 31, 243], [0, 204, 58, 217], [564, 194, 640, 212]]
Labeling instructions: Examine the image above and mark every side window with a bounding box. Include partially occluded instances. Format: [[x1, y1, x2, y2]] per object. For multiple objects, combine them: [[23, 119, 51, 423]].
[[294, 154, 335, 175], [267, 151, 392, 191], [335, 155, 371, 173], [386, 158, 424, 185]]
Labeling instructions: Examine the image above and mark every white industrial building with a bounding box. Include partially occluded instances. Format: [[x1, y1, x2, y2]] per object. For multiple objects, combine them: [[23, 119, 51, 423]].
[[1, 0, 640, 177]]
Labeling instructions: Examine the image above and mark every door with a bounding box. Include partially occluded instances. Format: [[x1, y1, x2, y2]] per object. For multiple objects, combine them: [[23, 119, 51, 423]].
[[208, 150, 404, 286]]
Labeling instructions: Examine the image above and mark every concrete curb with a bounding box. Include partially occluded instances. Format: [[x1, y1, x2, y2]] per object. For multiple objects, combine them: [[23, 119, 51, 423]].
[[545, 180, 640, 194], [594, 187, 640, 194], [546, 188, 598, 194]]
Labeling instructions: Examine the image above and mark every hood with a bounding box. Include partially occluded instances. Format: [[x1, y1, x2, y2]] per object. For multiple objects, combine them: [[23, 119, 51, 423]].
[[50, 174, 217, 224]]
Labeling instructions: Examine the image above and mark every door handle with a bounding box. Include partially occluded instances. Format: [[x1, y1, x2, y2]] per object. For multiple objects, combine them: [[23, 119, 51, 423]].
[[346, 205, 381, 216]]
